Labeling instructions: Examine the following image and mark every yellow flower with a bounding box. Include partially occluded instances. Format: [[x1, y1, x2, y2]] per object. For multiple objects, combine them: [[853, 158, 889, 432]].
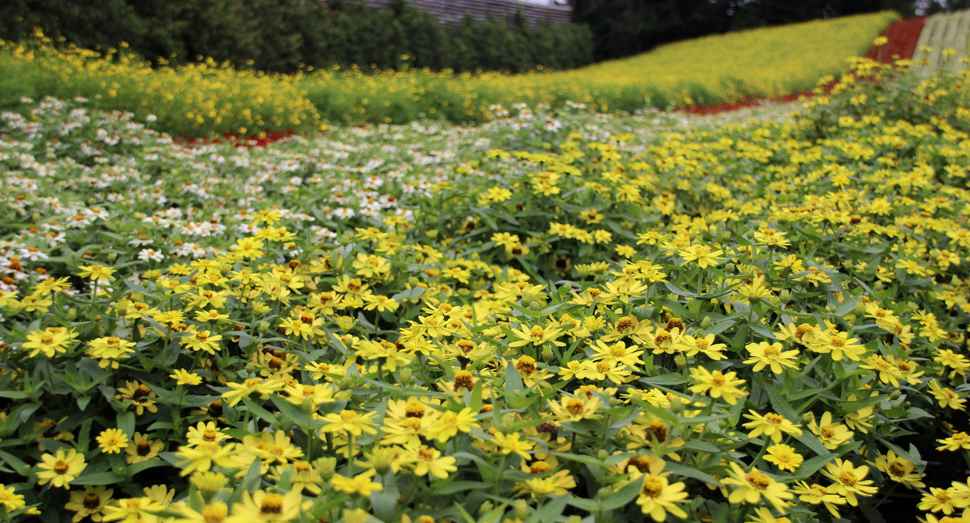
[[78, 264, 116, 281], [919, 487, 970, 515], [820, 459, 878, 506], [231, 490, 302, 523], [722, 462, 793, 511], [0, 484, 25, 512], [242, 431, 304, 465], [405, 445, 458, 479], [636, 475, 689, 521], [808, 412, 853, 449], [186, 422, 231, 447], [688, 367, 746, 405], [221, 378, 284, 407], [115, 381, 158, 416], [929, 380, 966, 410], [282, 382, 336, 409], [97, 428, 129, 454], [548, 394, 603, 422], [872, 451, 925, 488], [492, 432, 532, 459], [102, 497, 163, 522], [36, 449, 87, 488], [22, 328, 72, 358], [742, 410, 802, 443], [424, 408, 481, 442], [680, 244, 723, 268], [792, 481, 846, 518], [938, 431, 970, 452], [126, 432, 164, 464], [808, 329, 867, 361], [330, 470, 384, 496], [180, 328, 222, 355], [320, 410, 379, 436], [170, 369, 202, 386], [743, 341, 799, 374], [175, 442, 238, 476], [764, 444, 803, 472], [65, 486, 113, 522]]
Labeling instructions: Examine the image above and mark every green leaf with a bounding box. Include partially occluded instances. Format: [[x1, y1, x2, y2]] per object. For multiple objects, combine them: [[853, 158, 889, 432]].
[[0, 450, 29, 476], [0, 391, 29, 399], [70, 472, 125, 486], [243, 398, 279, 425], [599, 476, 642, 510], [525, 494, 568, 523], [431, 480, 491, 495], [664, 461, 722, 486], [270, 396, 316, 430], [504, 362, 524, 395], [761, 381, 798, 421], [127, 460, 169, 476]]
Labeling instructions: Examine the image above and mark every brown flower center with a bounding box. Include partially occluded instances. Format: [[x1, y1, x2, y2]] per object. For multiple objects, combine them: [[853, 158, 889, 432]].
[[641, 476, 664, 497], [405, 401, 425, 418], [838, 471, 858, 486], [260, 493, 284, 515], [83, 491, 101, 509], [764, 413, 785, 425], [529, 462, 551, 474], [749, 471, 772, 490], [454, 371, 474, 391], [888, 461, 907, 477], [53, 460, 70, 474], [565, 399, 585, 416]]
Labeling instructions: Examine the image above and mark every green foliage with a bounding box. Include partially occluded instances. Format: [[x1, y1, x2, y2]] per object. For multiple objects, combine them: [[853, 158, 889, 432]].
[[0, 0, 594, 74]]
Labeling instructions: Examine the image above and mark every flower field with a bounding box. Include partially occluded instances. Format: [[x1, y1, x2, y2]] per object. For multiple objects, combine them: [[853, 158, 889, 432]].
[[913, 9, 970, 74], [3, 43, 970, 523], [0, 12, 896, 136]]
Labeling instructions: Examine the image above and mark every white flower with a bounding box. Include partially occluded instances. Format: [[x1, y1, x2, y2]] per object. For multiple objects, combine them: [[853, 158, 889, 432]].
[[137, 249, 164, 262], [18, 248, 48, 262]]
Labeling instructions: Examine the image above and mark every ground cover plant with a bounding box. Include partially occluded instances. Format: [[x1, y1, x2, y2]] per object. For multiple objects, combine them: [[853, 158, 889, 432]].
[[912, 9, 970, 74], [4, 50, 970, 523], [0, 11, 896, 136]]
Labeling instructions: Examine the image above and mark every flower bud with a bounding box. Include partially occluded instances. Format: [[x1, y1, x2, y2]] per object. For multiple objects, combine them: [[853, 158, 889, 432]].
[[301, 397, 316, 414], [674, 355, 687, 368], [888, 390, 902, 401], [854, 300, 867, 315], [478, 501, 494, 516], [541, 346, 553, 360], [399, 367, 413, 385], [779, 289, 791, 302], [801, 412, 815, 425], [520, 293, 534, 307], [514, 500, 530, 519], [700, 317, 712, 329], [500, 414, 515, 433], [596, 449, 609, 461], [314, 457, 337, 481], [258, 321, 271, 332], [67, 308, 77, 320], [369, 447, 397, 475], [107, 253, 117, 262]]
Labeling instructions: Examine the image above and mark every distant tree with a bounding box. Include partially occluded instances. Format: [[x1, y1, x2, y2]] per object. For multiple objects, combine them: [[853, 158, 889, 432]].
[[571, 0, 919, 61]]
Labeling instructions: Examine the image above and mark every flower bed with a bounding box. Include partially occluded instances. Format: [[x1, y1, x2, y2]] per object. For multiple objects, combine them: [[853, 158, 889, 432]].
[[0, 57, 969, 522]]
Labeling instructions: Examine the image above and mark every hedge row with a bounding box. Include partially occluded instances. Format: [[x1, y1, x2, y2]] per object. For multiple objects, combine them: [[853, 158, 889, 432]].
[[0, 0, 594, 74]]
